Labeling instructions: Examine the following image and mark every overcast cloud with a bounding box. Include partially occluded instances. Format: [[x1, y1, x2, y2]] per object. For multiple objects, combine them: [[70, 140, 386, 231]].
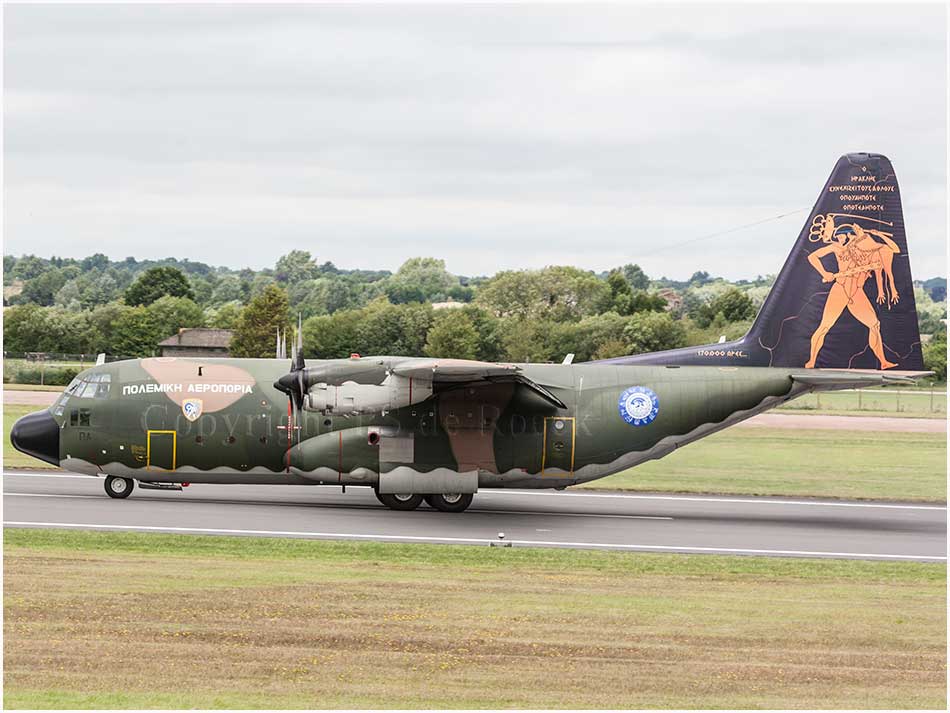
[[4, 3, 947, 279]]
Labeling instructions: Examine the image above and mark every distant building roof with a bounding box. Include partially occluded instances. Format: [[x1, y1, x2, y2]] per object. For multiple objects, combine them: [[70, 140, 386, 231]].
[[432, 301, 466, 310], [158, 328, 234, 349]]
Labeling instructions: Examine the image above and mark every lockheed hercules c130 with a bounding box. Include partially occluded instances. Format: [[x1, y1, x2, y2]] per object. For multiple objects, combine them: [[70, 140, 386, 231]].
[[11, 154, 929, 512]]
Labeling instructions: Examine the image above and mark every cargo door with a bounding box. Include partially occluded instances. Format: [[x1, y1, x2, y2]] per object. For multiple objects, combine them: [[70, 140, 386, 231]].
[[147, 430, 176, 471]]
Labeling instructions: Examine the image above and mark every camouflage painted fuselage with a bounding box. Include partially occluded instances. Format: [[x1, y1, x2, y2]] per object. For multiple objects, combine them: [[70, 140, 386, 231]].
[[49, 355, 807, 492]]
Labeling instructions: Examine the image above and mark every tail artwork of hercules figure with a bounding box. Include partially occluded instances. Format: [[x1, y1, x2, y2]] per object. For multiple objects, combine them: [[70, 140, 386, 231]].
[[804, 212, 901, 369]]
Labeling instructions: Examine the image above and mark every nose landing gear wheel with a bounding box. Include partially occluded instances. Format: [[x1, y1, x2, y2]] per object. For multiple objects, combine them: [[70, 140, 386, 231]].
[[424, 493, 473, 513], [374, 491, 424, 511], [104, 476, 134, 499]]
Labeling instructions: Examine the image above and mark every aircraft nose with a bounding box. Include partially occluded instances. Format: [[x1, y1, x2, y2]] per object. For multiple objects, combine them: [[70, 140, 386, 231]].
[[10, 409, 61, 466]]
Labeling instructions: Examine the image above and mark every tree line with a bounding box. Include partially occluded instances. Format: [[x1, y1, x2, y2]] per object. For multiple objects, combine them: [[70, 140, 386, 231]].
[[3, 251, 946, 380]]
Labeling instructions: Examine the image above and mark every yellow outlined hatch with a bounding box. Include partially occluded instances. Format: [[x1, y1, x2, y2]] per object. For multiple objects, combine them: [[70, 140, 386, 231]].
[[146, 429, 177, 471]]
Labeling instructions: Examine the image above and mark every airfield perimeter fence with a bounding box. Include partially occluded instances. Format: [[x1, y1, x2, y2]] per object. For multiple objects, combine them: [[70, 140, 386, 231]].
[[3, 352, 133, 386]]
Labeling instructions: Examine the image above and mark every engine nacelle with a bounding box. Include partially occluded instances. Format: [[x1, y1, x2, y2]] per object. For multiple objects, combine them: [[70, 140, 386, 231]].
[[303, 375, 432, 415]]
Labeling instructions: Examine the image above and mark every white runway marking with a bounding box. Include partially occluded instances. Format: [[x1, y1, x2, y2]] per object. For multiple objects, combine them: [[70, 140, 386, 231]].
[[4, 521, 944, 561], [1, 492, 673, 521], [484, 490, 947, 511]]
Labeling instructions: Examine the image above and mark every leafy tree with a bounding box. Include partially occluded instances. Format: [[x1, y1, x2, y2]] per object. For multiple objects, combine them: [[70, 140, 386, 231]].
[[923, 328, 947, 381], [605, 270, 635, 315], [83, 303, 135, 355], [189, 275, 215, 306], [629, 290, 668, 314], [462, 305, 505, 362], [536, 266, 609, 322], [249, 274, 276, 298], [477, 266, 608, 322], [54, 279, 83, 311], [303, 310, 363, 359], [81, 253, 110, 272], [424, 311, 479, 360], [274, 250, 319, 285], [623, 312, 687, 354], [914, 286, 948, 335], [209, 301, 244, 330], [354, 300, 434, 356], [497, 318, 550, 363], [622, 263, 650, 291], [147, 296, 206, 342], [111, 306, 160, 357], [292, 276, 365, 318], [689, 270, 712, 286], [384, 258, 459, 304], [2, 304, 89, 353], [3, 255, 16, 285], [17, 267, 73, 306], [475, 270, 542, 319], [12, 255, 50, 282], [211, 274, 246, 305], [230, 284, 291, 358], [693, 287, 755, 328], [124, 266, 195, 306]]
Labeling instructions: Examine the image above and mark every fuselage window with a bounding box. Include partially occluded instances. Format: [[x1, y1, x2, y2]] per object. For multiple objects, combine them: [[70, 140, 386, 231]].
[[70, 409, 79, 426], [78, 409, 91, 427]]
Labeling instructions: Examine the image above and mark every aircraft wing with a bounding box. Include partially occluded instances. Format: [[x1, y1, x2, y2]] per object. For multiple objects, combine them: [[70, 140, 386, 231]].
[[391, 358, 520, 382], [391, 359, 568, 409]]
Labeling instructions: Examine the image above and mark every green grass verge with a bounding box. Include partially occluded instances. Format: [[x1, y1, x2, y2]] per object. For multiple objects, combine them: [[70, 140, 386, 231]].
[[4, 529, 946, 709], [591, 427, 947, 501], [5, 527, 944, 580]]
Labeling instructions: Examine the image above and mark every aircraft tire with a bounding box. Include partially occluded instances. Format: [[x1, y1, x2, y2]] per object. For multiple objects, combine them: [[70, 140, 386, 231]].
[[374, 491, 424, 511], [104, 476, 134, 499], [425, 493, 473, 513]]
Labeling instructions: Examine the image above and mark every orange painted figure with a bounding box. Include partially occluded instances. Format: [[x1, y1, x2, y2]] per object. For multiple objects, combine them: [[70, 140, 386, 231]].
[[804, 214, 901, 369]]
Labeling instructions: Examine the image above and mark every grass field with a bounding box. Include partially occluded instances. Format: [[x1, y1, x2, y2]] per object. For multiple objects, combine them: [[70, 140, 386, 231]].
[[3, 404, 946, 500], [3, 529, 945, 709], [593, 427, 947, 501]]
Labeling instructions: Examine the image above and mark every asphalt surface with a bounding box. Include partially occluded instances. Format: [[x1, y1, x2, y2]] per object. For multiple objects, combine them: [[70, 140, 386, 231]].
[[3, 470, 945, 562]]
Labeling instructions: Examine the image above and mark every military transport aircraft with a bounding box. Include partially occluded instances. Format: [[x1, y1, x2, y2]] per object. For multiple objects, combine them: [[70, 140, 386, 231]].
[[10, 153, 929, 512]]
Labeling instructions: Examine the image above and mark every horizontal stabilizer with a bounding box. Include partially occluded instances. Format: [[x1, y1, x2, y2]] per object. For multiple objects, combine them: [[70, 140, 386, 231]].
[[791, 369, 933, 389]]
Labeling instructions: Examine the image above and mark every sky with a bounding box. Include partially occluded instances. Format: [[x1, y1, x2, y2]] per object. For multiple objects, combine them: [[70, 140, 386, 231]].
[[3, 3, 947, 280]]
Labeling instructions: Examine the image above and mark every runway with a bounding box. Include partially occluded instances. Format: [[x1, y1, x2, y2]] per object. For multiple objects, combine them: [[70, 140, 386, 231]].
[[3, 470, 945, 561]]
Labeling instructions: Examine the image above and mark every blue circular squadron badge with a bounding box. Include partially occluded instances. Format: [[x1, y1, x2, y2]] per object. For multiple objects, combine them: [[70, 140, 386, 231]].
[[618, 386, 659, 426]]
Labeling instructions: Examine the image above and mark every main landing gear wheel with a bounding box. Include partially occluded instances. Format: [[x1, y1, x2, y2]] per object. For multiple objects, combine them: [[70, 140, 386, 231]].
[[104, 476, 134, 499], [374, 491, 424, 511], [424, 493, 473, 513]]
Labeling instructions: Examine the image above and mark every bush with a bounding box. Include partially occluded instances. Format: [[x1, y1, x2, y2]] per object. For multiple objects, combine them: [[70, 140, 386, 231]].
[[923, 330, 947, 382], [7, 366, 80, 386]]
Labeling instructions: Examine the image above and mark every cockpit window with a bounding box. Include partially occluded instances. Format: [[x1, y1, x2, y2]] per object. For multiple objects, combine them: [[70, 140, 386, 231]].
[[66, 373, 112, 400], [94, 373, 111, 399]]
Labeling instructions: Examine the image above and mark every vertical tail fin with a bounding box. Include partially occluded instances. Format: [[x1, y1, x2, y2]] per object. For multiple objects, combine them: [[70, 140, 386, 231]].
[[598, 153, 924, 370], [748, 152, 923, 370]]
